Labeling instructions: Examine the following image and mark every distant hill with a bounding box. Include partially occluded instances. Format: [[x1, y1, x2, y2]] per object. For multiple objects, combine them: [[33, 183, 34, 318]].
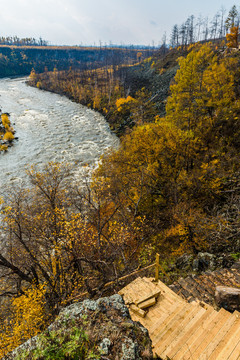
[[0, 45, 155, 78]]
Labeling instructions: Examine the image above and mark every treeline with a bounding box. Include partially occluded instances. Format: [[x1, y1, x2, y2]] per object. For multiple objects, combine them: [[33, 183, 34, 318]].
[[0, 36, 48, 46], [0, 46, 154, 78], [170, 5, 239, 47]]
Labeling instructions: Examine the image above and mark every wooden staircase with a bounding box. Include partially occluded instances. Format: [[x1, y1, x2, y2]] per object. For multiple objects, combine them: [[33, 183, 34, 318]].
[[169, 262, 240, 306], [119, 277, 240, 359]]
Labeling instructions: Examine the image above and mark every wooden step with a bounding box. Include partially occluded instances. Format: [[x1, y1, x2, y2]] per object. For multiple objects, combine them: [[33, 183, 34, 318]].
[[156, 304, 203, 357], [215, 317, 240, 360], [133, 296, 178, 329], [129, 304, 146, 318], [135, 290, 160, 306], [199, 310, 240, 360], [152, 304, 195, 351], [167, 307, 214, 359], [183, 308, 232, 360], [178, 276, 204, 299], [172, 307, 218, 360], [119, 276, 240, 360], [207, 311, 240, 360], [227, 337, 240, 360], [150, 303, 184, 339], [138, 296, 156, 309], [119, 277, 160, 305], [147, 298, 174, 318], [160, 306, 207, 359], [147, 277, 185, 303]]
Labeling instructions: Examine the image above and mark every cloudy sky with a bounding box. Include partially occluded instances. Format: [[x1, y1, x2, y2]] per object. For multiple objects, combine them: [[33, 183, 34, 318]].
[[0, 0, 237, 46]]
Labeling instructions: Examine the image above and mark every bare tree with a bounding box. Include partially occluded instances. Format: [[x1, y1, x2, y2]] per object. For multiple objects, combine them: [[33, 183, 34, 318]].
[[170, 24, 179, 47], [219, 6, 226, 38]]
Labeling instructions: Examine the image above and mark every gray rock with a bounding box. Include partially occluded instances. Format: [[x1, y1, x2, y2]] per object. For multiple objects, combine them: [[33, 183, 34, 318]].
[[215, 286, 240, 312], [197, 252, 216, 271], [121, 338, 138, 360], [192, 259, 199, 272], [3, 294, 152, 360], [176, 254, 193, 270], [99, 338, 111, 355]]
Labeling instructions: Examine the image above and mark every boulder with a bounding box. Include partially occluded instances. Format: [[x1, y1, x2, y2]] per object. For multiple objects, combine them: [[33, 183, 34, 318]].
[[215, 286, 240, 312], [3, 294, 153, 360], [175, 254, 193, 270]]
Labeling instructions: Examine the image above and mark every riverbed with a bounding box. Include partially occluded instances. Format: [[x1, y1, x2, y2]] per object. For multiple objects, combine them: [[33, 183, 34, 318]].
[[0, 77, 119, 186]]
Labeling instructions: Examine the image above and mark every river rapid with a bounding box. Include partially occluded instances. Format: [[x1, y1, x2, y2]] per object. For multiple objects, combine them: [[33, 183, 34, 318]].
[[0, 77, 119, 187]]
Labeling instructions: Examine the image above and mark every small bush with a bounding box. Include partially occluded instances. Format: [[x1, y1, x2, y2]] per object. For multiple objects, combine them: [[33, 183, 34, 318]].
[[3, 131, 14, 141], [1, 113, 10, 128], [16, 320, 100, 360]]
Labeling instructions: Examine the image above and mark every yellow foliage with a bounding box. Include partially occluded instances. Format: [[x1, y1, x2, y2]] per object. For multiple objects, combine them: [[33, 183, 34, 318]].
[[226, 26, 239, 48], [0, 284, 47, 357], [1, 113, 10, 128], [115, 95, 135, 111], [3, 131, 14, 141], [0, 144, 8, 151], [29, 68, 36, 82]]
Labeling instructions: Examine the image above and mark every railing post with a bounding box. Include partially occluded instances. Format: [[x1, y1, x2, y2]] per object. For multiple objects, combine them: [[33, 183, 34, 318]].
[[155, 253, 160, 282]]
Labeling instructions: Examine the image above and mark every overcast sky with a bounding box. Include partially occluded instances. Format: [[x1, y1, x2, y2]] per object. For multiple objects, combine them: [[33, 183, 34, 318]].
[[0, 0, 237, 46]]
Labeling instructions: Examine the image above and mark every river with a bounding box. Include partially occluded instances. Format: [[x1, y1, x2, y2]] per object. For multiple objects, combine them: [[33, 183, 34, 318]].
[[0, 77, 119, 186]]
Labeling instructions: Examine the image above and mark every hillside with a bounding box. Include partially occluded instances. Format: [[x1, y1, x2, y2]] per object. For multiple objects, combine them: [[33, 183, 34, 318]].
[[1, 39, 240, 355], [0, 45, 154, 77]]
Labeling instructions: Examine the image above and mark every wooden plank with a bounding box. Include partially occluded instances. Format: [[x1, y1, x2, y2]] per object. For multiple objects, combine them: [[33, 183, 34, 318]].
[[154, 304, 197, 355], [153, 305, 193, 345], [215, 320, 240, 360], [145, 277, 183, 300], [227, 338, 240, 360], [136, 290, 160, 305], [138, 297, 156, 309], [129, 304, 146, 318], [174, 309, 219, 360], [184, 308, 231, 360], [199, 311, 239, 360], [120, 277, 158, 305], [155, 253, 160, 281], [159, 305, 206, 358], [207, 312, 240, 360], [150, 303, 183, 339], [171, 307, 215, 359], [167, 306, 213, 359], [143, 296, 179, 328]]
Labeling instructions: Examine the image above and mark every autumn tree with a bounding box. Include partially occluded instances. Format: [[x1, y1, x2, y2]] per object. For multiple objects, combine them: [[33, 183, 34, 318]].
[[0, 285, 47, 357], [225, 5, 239, 31], [0, 162, 145, 308], [96, 42, 240, 257], [226, 26, 239, 48]]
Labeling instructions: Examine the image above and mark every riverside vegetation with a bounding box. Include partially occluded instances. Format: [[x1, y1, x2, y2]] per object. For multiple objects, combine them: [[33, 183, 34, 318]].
[[1, 24, 240, 359], [0, 113, 15, 151]]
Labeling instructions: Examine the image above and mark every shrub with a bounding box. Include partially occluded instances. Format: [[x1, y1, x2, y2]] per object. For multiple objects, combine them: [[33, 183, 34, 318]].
[[3, 131, 14, 141]]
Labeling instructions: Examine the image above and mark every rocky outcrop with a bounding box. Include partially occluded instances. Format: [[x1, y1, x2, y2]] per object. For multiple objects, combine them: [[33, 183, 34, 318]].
[[175, 252, 235, 272], [215, 286, 240, 312], [3, 294, 153, 360]]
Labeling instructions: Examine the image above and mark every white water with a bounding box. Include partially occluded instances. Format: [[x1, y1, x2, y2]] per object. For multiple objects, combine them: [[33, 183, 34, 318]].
[[0, 77, 119, 186]]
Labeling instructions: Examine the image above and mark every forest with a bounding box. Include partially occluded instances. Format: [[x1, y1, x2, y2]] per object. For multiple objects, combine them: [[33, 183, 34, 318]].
[[0, 45, 153, 78], [0, 5, 240, 358]]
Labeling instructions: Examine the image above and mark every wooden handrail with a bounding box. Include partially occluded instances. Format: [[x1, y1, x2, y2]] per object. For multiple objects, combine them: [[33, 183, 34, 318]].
[[70, 262, 156, 302]]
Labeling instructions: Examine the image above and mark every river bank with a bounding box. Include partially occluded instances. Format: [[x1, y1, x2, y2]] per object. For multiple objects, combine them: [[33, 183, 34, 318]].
[[0, 77, 118, 185]]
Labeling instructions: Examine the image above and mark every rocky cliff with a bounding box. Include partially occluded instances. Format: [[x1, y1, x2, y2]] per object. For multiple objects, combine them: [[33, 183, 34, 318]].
[[3, 294, 153, 360]]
